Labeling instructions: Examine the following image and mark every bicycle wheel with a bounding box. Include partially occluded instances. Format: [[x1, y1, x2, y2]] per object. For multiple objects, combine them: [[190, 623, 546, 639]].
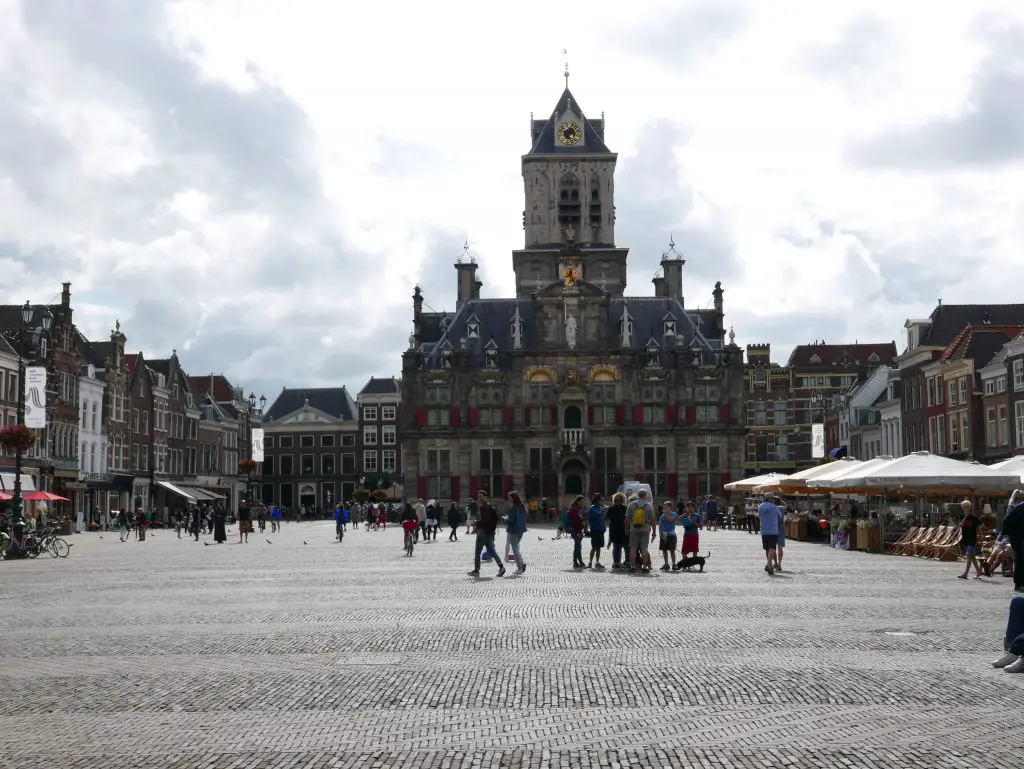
[[25, 541, 40, 559], [46, 539, 60, 558], [53, 538, 70, 558]]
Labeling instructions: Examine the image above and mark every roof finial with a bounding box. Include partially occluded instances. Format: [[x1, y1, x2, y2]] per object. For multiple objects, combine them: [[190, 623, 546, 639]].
[[562, 48, 569, 88]]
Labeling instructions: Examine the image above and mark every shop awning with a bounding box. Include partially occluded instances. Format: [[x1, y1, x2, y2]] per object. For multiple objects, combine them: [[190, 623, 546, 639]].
[[182, 486, 224, 501], [155, 480, 197, 501], [0, 472, 36, 493]]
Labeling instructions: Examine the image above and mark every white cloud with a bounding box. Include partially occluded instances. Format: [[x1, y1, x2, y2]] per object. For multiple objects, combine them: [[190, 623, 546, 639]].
[[2, 0, 1024, 395]]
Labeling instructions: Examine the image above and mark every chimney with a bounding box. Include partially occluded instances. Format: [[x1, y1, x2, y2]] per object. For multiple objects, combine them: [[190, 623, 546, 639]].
[[661, 255, 684, 300], [61, 282, 71, 307], [651, 273, 667, 297], [455, 260, 478, 308]]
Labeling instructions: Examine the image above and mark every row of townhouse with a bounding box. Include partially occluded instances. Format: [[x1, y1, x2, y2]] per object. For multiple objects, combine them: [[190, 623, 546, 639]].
[[0, 283, 263, 523], [823, 302, 1024, 465]]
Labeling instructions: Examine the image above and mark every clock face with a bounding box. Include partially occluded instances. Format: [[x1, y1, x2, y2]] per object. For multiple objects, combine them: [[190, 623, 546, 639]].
[[557, 121, 582, 146]]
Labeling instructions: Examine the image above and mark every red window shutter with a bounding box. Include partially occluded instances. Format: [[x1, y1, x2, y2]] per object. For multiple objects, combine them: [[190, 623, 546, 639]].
[[719, 473, 730, 491], [635, 472, 646, 484], [415, 409, 427, 427], [719, 404, 730, 424], [588, 406, 595, 425], [688, 473, 699, 500], [544, 473, 559, 498], [632, 404, 644, 425], [549, 406, 558, 426], [524, 407, 532, 426], [685, 405, 697, 425], [450, 475, 461, 501], [416, 476, 428, 498], [667, 472, 678, 499], [502, 474, 513, 497], [469, 475, 480, 499], [450, 407, 461, 427], [666, 404, 677, 425], [615, 404, 627, 424], [467, 408, 480, 427], [501, 407, 513, 427]]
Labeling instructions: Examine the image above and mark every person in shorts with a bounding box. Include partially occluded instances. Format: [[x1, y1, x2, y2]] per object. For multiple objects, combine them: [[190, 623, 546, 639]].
[[626, 489, 656, 573], [958, 499, 982, 580], [657, 500, 679, 571], [757, 493, 783, 574], [587, 494, 607, 569]]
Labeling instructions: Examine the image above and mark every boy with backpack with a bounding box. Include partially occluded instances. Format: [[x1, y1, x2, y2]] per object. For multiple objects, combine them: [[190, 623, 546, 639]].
[[625, 489, 656, 573]]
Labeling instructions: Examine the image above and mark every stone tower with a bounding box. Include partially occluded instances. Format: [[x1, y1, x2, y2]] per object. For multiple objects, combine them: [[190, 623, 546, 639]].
[[512, 84, 630, 298]]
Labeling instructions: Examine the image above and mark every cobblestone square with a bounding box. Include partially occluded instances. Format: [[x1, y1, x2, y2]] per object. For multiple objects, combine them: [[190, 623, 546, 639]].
[[0, 522, 1020, 768]]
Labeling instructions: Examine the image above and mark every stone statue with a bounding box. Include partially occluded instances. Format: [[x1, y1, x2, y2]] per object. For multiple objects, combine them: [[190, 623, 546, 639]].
[[565, 315, 578, 349]]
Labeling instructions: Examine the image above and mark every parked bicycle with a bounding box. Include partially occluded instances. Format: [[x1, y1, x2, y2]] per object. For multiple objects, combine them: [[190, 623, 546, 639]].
[[1, 528, 42, 559], [35, 527, 71, 558]]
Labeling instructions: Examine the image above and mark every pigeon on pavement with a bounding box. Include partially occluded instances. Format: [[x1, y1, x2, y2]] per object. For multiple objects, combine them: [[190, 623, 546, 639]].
[[303, 540, 308, 545], [266, 539, 272, 544]]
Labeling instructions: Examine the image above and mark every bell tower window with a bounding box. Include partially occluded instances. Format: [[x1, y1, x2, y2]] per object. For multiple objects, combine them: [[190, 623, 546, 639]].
[[588, 175, 602, 228], [558, 173, 581, 235]]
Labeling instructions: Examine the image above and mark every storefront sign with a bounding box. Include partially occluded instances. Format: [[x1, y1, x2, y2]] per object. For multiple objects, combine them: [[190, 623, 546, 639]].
[[251, 428, 265, 462], [811, 423, 825, 459]]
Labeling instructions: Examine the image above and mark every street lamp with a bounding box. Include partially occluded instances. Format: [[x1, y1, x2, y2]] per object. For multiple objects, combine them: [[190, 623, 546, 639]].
[[243, 392, 264, 505], [10, 302, 53, 540]]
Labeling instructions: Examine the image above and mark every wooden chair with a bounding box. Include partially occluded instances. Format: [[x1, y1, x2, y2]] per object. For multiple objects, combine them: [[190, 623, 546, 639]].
[[887, 526, 919, 553], [915, 526, 954, 558], [905, 526, 944, 556], [893, 526, 932, 556]]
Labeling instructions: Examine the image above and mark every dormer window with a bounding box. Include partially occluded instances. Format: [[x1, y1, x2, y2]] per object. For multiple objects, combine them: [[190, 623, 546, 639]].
[[619, 318, 634, 338], [441, 348, 452, 369], [484, 349, 498, 369], [809, 354, 821, 364], [664, 320, 676, 337], [690, 344, 702, 365], [868, 353, 880, 363], [466, 317, 480, 339]]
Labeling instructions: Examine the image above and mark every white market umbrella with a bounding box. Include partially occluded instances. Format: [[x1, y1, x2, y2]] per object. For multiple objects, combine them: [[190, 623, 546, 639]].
[[990, 456, 1024, 482], [724, 472, 789, 492], [755, 458, 863, 493], [824, 451, 1020, 492], [809, 456, 896, 490]]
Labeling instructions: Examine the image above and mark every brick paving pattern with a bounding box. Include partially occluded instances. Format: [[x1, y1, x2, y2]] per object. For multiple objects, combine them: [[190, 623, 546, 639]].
[[0, 522, 1021, 767]]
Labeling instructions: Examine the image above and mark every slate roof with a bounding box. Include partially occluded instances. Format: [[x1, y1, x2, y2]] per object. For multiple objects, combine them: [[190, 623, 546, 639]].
[[0, 335, 15, 356], [264, 387, 358, 422], [787, 343, 898, 368], [917, 303, 1024, 347], [528, 88, 611, 155], [359, 377, 401, 396], [940, 325, 1024, 366], [417, 292, 721, 365]]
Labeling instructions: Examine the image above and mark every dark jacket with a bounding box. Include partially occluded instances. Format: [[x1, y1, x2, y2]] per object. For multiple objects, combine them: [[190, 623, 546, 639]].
[[477, 503, 498, 535], [1001, 502, 1024, 542]]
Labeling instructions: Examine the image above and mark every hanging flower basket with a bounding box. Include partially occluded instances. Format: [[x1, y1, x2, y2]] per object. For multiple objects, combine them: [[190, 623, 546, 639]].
[[0, 424, 36, 452], [238, 458, 258, 473], [353, 487, 371, 503]]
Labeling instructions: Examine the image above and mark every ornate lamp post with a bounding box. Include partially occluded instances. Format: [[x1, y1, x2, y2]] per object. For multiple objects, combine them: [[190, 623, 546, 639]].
[[10, 302, 53, 539]]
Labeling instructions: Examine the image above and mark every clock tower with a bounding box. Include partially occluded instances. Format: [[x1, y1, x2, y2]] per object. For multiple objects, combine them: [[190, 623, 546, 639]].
[[513, 82, 629, 298]]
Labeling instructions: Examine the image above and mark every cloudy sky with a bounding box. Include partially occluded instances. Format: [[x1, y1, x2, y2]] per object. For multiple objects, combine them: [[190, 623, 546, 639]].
[[3, 0, 1023, 405]]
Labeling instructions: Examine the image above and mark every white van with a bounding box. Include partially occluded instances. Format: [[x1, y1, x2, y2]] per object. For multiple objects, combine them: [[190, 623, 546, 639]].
[[617, 480, 652, 501]]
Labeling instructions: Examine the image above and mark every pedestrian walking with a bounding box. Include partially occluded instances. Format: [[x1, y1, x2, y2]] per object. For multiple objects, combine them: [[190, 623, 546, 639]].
[[447, 502, 460, 541], [758, 493, 783, 575], [568, 495, 587, 569], [587, 494, 606, 569], [117, 509, 130, 542], [468, 490, 504, 577], [658, 501, 679, 571], [505, 491, 527, 573]]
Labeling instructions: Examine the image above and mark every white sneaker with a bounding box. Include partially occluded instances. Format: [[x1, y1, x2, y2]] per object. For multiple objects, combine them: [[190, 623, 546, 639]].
[[1004, 657, 1024, 674], [992, 652, 1019, 668]]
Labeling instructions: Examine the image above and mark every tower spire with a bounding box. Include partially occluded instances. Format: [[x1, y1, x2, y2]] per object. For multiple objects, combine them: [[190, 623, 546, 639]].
[[562, 48, 569, 88]]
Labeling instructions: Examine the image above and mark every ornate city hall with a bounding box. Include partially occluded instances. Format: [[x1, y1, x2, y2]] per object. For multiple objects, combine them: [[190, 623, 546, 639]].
[[401, 82, 745, 508]]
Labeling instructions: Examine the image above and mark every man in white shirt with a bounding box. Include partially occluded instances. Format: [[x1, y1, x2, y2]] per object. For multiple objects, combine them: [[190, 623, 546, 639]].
[[414, 498, 426, 543]]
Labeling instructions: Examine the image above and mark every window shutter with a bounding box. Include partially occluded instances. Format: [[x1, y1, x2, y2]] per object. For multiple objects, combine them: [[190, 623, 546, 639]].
[[632, 404, 644, 425], [415, 409, 427, 427], [501, 407, 514, 427], [502, 474, 513, 497], [543, 473, 558, 498], [615, 404, 627, 425], [719, 473, 730, 492], [469, 475, 480, 499], [450, 407, 461, 427], [450, 475, 461, 501], [468, 408, 480, 427], [588, 406, 595, 425], [688, 474, 699, 500], [685, 405, 697, 425], [524, 407, 532, 426], [416, 476, 428, 498], [719, 404, 730, 424], [635, 472, 646, 484], [550, 406, 558, 426], [666, 472, 678, 499], [666, 404, 677, 425]]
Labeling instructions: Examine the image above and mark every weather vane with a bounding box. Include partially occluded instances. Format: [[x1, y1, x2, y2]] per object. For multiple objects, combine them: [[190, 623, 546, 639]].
[[562, 48, 569, 87]]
